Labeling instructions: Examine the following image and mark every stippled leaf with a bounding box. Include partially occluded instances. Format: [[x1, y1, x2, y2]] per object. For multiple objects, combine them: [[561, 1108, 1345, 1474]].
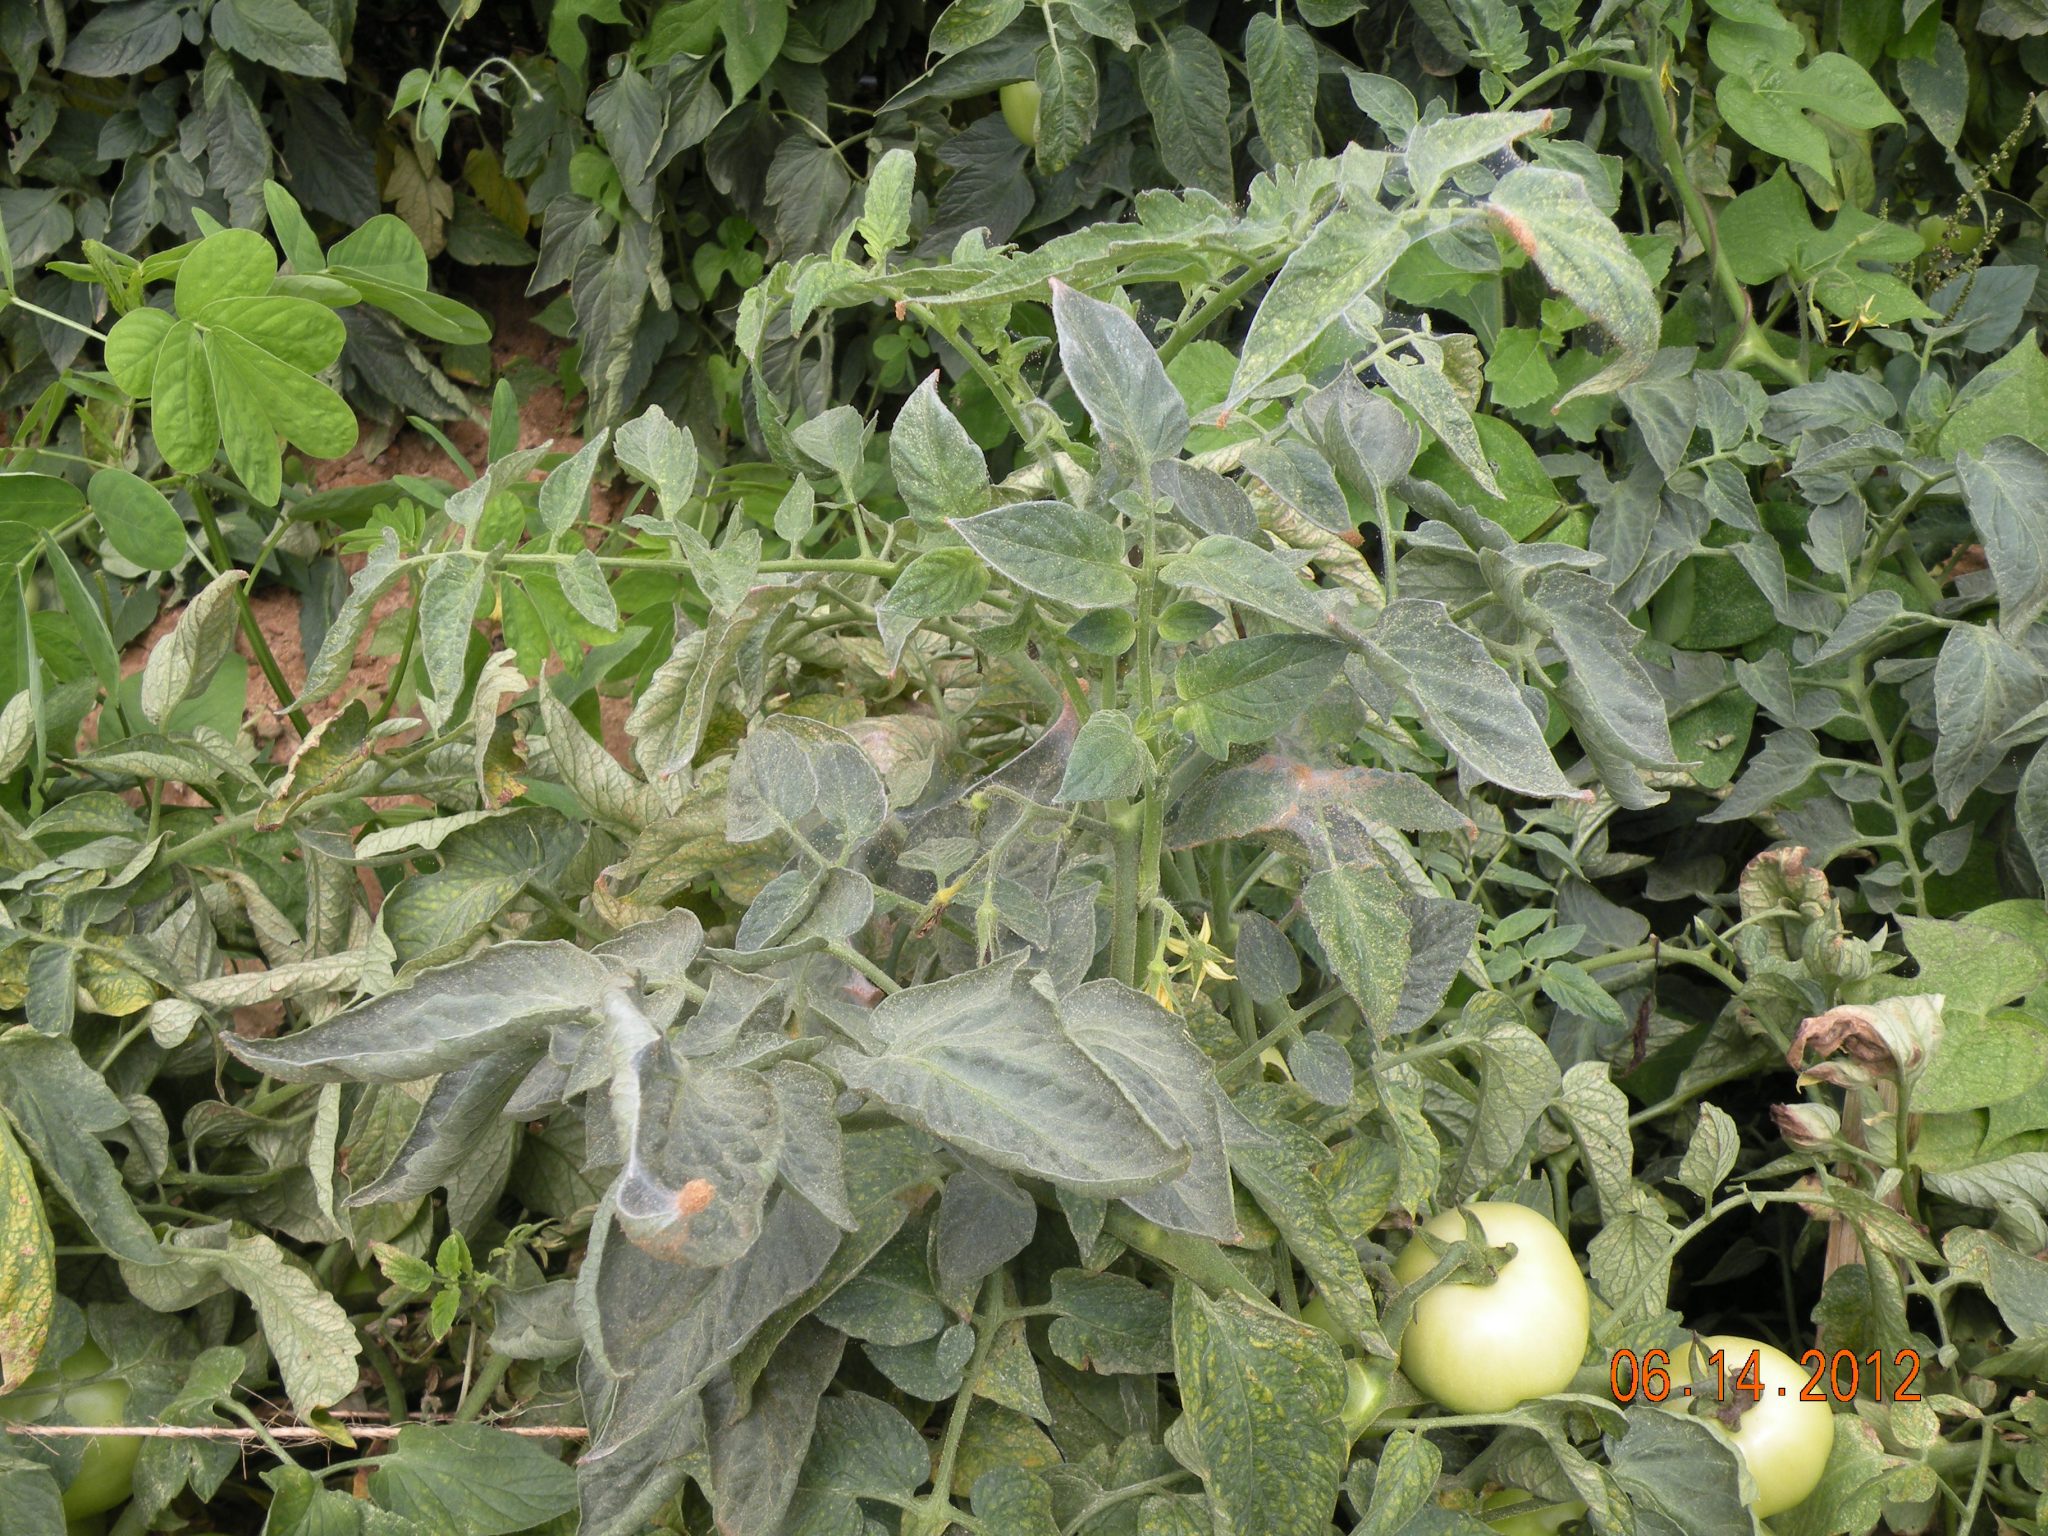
[[222, 941, 614, 1083], [951, 500, 1134, 610], [1052, 281, 1187, 469], [827, 959, 1181, 1195], [0, 1116, 53, 1388], [140, 570, 246, 728], [1303, 863, 1411, 1038], [1172, 1283, 1347, 1536], [1488, 166, 1657, 402]]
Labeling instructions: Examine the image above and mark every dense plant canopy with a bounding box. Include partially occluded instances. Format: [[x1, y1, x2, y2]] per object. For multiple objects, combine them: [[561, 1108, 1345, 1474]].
[[3, 0, 2048, 1533]]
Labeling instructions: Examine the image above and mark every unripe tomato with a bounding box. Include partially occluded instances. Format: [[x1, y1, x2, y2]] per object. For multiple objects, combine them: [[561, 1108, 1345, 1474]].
[[0, 1342, 139, 1518], [1674, 1336, 1833, 1518], [1340, 1358, 1393, 1442], [1000, 81, 1041, 148], [1300, 1293, 1343, 1347], [1482, 1488, 1589, 1534], [1391, 1201, 1590, 1414]]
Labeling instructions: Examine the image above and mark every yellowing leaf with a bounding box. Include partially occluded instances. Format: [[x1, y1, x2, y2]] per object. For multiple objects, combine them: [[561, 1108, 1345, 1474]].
[[0, 1116, 54, 1389], [383, 139, 453, 259], [462, 146, 529, 236]]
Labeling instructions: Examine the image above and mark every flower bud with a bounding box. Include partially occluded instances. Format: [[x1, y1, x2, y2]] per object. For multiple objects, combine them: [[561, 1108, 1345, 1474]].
[[1772, 1102, 1840, 1152]]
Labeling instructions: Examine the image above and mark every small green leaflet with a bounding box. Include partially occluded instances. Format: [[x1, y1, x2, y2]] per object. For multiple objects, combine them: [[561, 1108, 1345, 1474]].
[[1403, 108, 1551, 202], [322, 215, 491, 344], [856, 147, 917, 259], [1377, 353, 1498, 498], [1485, 327, 1560, 411], [368, 1424, 578, 1534], [826, 959, 1183, 1195], [1706, 12, 1901, 186], [878, 546, 988, 670], [539, 431, 610, 537], [1245, 15, 1319, 166], [1228, 208, 1409, 410], [950, 500, 1134, 610], [1158, 534, 1330, 631], [891, 374, 989, 527], [1174, 634, 1348, 758], [105, 228, 354, 505], [1958, 436, 2048, 636], [1136, 27, 1234, 201], [1358, 598, 1578, 800], [1051, 280, 1187, 468], [1034, 13, 1100, 174], [930, 0, 1027, 52], [88, 467, 187, 571], [1302, 863, 1412, 1037], [140, 570, 246, 728], [1055, 708, 1147, 802], [615, 403, 700, 518]]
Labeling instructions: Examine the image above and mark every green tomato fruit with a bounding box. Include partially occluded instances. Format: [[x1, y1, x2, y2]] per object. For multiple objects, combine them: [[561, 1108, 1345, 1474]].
[[1340, 1358, 1393, 1442], [1300, 1294, 1343, 1348], [1483, 1488, 1588, 1534], [0, 1343, 138, 1519], [1676, 1336, 1833, 1518], [1000, 81, 1041, 148], [1391, 1201, 1590, 1414]]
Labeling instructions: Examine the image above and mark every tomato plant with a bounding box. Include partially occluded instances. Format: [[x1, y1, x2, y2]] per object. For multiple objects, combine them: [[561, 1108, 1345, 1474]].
[[1392, 1203, 1591, 1415], [2, 0, 2046, 1531]]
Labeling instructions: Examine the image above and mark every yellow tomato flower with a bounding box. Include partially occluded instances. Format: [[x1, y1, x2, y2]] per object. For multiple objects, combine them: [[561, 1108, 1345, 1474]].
[[1162, 915, 1234, 997]]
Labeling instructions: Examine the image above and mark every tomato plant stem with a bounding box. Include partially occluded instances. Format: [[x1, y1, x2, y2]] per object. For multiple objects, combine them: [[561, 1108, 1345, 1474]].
[[1158, 258, 1283, 367], [1110, 803, 1144, 987], [187, 480, 313, 737], [453, 1347, 513, 1423], [1105, 1207, 1264, 1302], [924, 1274, 1004, 1521]]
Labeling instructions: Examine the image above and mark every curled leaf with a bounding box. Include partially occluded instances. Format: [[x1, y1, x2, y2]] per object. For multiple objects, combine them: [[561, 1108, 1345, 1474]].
[[1788, 995, 1944, 1090]]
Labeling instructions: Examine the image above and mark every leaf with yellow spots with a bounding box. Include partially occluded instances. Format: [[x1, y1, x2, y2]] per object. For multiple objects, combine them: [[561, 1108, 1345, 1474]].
[[78, 952, 155, 1017], [0, 1115, 54, 1389], [0, 944, 26, 1011], [1172, 1282, 1348, 1536]]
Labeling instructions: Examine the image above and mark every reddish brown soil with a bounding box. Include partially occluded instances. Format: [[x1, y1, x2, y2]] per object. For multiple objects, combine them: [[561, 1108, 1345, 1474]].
[[118, 277, 642, 768]]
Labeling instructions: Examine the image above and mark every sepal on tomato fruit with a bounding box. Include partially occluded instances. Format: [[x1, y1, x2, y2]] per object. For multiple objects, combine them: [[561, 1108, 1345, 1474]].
[[1667, 1335, 1834, 1518]]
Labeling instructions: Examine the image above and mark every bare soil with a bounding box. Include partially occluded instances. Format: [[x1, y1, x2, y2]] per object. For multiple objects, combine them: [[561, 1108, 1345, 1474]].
[[119, 277, 642, 768]]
